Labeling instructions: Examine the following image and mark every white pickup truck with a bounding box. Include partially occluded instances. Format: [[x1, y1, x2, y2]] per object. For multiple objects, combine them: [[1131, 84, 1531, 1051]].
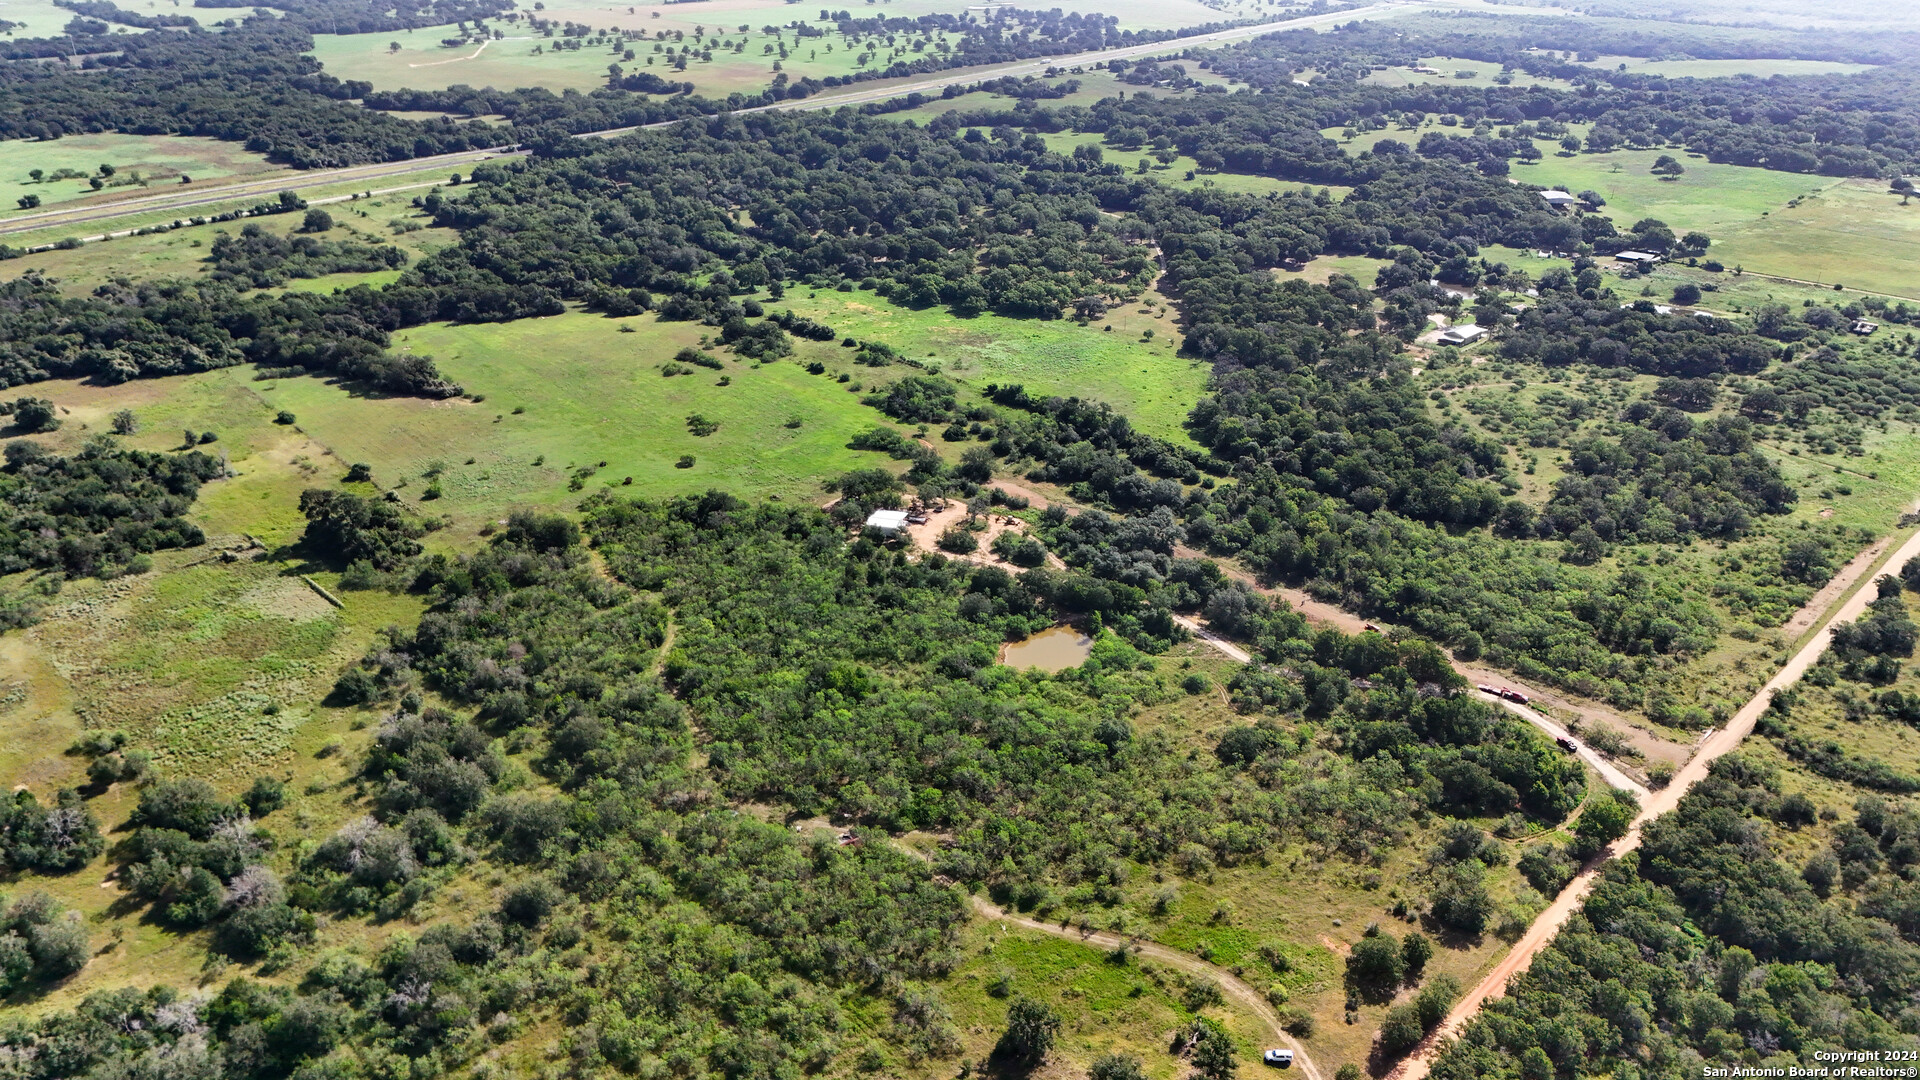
[[1262, 1049, 1295, 1068]]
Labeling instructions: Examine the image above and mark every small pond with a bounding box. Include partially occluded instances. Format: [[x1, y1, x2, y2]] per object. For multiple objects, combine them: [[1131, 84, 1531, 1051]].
[[1000, 626, 1093, 672]]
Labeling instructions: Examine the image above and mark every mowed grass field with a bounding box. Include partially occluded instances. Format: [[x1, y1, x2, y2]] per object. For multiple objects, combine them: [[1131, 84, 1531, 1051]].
[[0, 133, 284, 217]]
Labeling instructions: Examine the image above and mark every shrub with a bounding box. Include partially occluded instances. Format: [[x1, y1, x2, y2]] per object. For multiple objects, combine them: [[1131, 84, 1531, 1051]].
[[244, 776, 287, 817], [937, 525, 977, 554], [995, 997, 1059, 1062], [26, 915, 89, 978], [1379, 1002, 1424, 1058], [1345, 932, 1404, 999]]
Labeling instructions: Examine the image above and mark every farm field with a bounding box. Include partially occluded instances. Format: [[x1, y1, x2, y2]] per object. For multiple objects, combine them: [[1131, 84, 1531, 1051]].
[[0, 133, 284, 217]]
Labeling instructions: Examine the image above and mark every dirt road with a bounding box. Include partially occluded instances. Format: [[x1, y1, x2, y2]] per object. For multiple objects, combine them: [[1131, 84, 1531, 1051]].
[[1169, 545, 1651, 793], [1388, 526, 1920, 1080], [1479, 693, 1646, 796], [971, 895, 1324, 1080]]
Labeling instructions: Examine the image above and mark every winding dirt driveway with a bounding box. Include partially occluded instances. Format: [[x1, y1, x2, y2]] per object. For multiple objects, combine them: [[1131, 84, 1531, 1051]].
[[1387, 525, 1920, 1080], [1170, 545, 1648, 794], [971, 895, 1324, 1080]]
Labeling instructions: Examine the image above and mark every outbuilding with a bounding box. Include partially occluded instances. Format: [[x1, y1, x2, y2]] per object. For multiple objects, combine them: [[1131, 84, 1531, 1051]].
[[1436, 324, 1488, 346], [1613, 250, 1661, 265], [1539, 189, 1580, 210], [1852, 319, 1880, 335], [864, 509, 909, 536]]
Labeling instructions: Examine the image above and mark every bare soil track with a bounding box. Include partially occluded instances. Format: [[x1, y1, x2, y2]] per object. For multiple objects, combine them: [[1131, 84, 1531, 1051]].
[[1387, 526, 1920, 1080]]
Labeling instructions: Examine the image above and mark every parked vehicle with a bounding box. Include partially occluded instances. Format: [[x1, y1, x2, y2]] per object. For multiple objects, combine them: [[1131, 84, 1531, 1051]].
[[1555, 737, 1577, 754], [1262, 1049, 1295, 1068]]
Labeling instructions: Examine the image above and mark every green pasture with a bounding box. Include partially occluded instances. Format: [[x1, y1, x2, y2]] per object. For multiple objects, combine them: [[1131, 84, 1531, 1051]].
[[1523, 151, 1919, 299], [1313, 120, 1919, 301], [1523, 147, 1827, 236], [245, 310, 924, 529], [1705, 180, 1920, 300], [307, 0, 1310, 97], [0, 0, 162, 37], [313, 19, 1032, 98], [940, 929, 1210, 1080], [0, 133, 283, 218], [778, 284, 1209, 446]]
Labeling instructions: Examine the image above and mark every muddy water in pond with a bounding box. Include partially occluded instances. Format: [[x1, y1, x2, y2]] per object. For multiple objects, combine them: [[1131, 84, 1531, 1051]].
[[1000, 626, 1093, 672]]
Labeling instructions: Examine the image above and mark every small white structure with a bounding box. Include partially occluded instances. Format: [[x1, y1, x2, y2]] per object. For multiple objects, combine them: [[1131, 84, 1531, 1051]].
[[1613, 250, 1661, 265], [864, 509, 909, 536], [1437, 324, 1488, 346], [1853, 318, 1880, 335], [1539, 189, 1580, 210]]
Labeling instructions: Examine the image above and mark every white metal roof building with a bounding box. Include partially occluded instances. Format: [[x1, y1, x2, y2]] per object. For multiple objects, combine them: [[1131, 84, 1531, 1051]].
[[1436, 324, 1488, 345], [864, 509, 909, 536]]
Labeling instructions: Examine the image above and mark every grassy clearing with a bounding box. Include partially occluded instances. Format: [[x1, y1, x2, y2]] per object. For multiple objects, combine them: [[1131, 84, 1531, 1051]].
[[1515, 147, 1920, 300], [1569, 54, 1876, 79], [1361, 57, 1570, 92], [1038, 129, 1321, 199], [0, 372, 434, 1013], [242, 309, 924, 537], [0, 133, 283, 217], [777, 284, 1209, 446], [1099, 639, 1564, 1073], [884, 69, 1240, 126], [0, 0, 160, 37], [938, 927, 1209, 1080]]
